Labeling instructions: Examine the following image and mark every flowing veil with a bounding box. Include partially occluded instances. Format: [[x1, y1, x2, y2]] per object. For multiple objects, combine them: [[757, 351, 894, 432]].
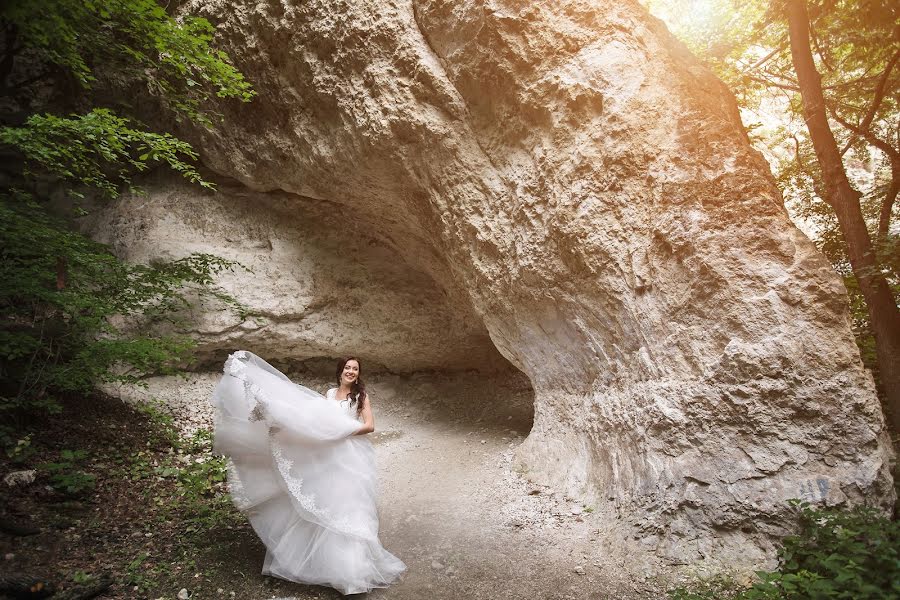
[[211, 351, 406, 594]]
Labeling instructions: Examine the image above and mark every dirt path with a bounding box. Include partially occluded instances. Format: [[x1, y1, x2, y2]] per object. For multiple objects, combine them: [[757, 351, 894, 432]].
[[363, 399, 668, 600], [105, 369, 668, 600]]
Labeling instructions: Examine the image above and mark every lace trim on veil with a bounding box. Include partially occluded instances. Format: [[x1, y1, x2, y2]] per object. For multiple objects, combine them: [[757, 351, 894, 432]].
[[271, 440, 372, 540], [223, 351, 373, 541], [223, 351, 264, 421], [224, 460, 253, 511]]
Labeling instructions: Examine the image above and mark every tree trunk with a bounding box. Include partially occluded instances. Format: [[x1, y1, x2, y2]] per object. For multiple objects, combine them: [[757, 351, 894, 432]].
[[786, 0, 900, 432], [877, 160, 897, 245]]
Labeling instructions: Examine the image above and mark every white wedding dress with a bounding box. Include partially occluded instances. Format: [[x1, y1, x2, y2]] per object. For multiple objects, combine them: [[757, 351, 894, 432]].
[[211, 351, 406, 595]]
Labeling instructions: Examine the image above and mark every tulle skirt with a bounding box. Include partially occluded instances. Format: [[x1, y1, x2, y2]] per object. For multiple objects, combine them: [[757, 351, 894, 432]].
[[211, 351, 406, 594]]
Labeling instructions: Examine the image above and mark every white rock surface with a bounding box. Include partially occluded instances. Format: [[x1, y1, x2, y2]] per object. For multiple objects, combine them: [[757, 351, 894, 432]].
[[90, 0, 894, 569], [85, 181, 507, 372], [3, 470, 36, 488]]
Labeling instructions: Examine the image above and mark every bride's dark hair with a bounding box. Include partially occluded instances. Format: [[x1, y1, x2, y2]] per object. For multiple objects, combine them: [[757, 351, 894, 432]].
[[335, 357, 367, 417]]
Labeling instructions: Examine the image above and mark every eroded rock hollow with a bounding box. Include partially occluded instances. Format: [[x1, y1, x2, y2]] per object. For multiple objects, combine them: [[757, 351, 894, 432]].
[[87, 179, 508, 373], [93, 0, 894, 567]]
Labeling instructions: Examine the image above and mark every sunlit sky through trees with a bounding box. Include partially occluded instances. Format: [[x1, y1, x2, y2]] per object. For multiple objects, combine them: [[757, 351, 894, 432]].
[[639, 2, 788, 156], [641, 1, 806, 227], [640, 0, 891, 241]]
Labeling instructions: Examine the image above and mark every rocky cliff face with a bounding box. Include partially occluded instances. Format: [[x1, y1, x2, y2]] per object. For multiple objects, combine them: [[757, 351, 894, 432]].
[[91, 0, 894, 567], [86, 178, 508, 372]]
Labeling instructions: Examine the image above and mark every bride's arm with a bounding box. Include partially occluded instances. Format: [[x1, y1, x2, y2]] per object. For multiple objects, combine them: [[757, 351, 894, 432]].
[[353, 394, 375, 435]]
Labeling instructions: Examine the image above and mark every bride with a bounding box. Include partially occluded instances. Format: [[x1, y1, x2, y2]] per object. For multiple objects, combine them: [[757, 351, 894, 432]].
[[211, 350, 406, 595]]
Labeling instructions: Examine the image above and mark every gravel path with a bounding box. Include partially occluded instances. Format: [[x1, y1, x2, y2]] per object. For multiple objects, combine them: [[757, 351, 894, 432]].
[[106, 369, 670, 599]]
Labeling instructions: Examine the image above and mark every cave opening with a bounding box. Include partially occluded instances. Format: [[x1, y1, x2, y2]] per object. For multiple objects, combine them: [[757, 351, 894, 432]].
[[279, 354, 536, 439]]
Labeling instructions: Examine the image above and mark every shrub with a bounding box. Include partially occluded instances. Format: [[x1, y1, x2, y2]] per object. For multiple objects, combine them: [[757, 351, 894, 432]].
[[0, 192, 244, 433], [0, 0, 254, 446], [670, 501, 899, 600]]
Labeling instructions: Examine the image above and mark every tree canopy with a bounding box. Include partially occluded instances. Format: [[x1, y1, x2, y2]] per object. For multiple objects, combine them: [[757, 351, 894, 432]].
[[646, 0, 898, 268], [0, 0, 254, 444]]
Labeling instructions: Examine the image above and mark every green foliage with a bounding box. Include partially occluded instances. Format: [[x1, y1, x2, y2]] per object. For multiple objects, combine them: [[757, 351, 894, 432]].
[[645, 0, 770, 94], [0, 0, 255, 447], [1, 0, 255, 123], [768, 501, 899, 599], [133, 399, 180, 446], [179, 456, 227, 495], [0, 192, 243, 423], [1, 109, 212, 199], [124, 551, 152, 592], [4, 433, 35, 463], [71, 571, 95, 585], [174, 454, 230, 525], [0, 0, 256, 193], [122, 420, 238, 532], [646, 1, 899, 117], [173, 428, 232, 528], [669, 501, 900, 600], [40, 448, 97, 496], [643, 0, 900, 386], [669, 574, 748, 600]]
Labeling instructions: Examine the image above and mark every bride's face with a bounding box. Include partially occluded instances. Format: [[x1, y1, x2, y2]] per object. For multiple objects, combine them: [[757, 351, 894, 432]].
[[341, 360, 360, 385]]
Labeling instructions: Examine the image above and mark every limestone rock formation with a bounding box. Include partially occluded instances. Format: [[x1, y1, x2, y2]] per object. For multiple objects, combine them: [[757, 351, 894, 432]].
[[85, 178, 507, 372], [92, 0, 894, 567]]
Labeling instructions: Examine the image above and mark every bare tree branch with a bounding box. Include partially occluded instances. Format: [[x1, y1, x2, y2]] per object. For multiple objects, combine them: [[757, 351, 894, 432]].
[[809, 17, 836, 73], [878, 175, 898, 245], [740, 38, 790, 73], [750, 68, 882, 94], [831, 108, 900, 160], [748, 73, 800, 91], [838, 48, 900, 155]]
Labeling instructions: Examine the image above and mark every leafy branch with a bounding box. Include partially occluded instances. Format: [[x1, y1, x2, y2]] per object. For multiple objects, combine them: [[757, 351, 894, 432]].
[[1, 108, 213, 198]]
